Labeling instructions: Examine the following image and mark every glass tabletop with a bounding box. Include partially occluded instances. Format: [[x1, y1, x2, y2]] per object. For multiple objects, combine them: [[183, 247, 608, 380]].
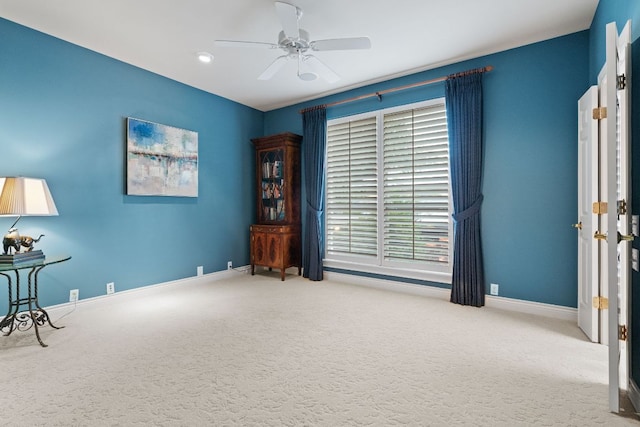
[[0, 255, 71, 272]]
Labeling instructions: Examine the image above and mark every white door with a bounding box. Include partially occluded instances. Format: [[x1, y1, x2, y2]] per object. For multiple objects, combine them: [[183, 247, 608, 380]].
[[615, 20, 631, 395], [599, 67, 610, 346], [577, 86, 599, 342], [603, 20, 632, 413]]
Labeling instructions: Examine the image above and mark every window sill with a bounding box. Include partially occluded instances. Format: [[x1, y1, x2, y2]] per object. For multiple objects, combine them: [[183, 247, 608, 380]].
[[323, 259, 452, 285]]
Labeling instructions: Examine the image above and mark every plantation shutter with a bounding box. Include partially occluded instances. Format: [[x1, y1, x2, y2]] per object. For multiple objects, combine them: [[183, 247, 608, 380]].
[[326, 117, 378, 257], [382, 104, 450, 264]]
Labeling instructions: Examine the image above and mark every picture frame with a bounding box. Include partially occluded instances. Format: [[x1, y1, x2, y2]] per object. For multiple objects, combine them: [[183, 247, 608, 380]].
[[126, 117, 198, 197]]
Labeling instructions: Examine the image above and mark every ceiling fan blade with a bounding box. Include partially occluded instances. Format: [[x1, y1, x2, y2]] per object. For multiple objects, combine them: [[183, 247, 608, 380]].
[[258, 55, 289, 80], [310, 37, 371, 51], [275, 1, 300, 39], [303, 55, 339, 83], [215, 40, 279, 49]]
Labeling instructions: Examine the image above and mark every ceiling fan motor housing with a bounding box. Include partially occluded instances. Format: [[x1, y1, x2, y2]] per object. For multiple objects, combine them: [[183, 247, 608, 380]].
[[278, 29, 310, 54]]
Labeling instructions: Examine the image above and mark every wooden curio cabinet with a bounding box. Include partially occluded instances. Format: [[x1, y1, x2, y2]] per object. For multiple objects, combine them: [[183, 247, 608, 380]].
[[250, 132, 302, 280]]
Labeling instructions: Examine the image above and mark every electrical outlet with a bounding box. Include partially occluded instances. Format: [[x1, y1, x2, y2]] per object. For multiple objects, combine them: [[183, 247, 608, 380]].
[[227, 261, 232, 270], [197, 266, 203, 276], [490, 283, 499, 296], [69, 289, 79, 302], [106, 282, 115, 294]]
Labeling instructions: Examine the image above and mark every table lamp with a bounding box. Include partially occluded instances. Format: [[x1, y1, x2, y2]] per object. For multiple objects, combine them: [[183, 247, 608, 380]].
[[0, 177, 58, 259]]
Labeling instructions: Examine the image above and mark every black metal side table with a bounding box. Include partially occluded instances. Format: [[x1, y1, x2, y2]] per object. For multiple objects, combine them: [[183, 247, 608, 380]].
[[0, 255, 71, 347]]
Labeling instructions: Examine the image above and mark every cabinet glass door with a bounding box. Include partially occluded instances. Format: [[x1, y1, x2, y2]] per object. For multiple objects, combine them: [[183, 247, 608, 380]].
[[260, 149, 285, 222]]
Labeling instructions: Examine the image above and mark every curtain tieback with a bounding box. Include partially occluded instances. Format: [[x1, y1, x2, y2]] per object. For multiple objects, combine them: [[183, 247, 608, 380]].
[[452, 194, 483, 223], [306, 202, 323, 220]]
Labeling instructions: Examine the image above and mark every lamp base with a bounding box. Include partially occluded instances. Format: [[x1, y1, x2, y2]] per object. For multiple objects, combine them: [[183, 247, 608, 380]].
[[0, 250, 45, 265]]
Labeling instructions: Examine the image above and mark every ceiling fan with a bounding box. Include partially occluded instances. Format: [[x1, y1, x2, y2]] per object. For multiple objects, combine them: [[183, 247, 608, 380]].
[[215, 1, 371, 82]]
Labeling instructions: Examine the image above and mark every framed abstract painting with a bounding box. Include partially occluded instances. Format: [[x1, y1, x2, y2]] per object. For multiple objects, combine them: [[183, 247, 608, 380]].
[[126, 117, 198, 197]]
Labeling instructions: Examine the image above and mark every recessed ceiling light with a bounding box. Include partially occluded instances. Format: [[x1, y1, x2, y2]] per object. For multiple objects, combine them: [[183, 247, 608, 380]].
[[197, 52, 213, 64]]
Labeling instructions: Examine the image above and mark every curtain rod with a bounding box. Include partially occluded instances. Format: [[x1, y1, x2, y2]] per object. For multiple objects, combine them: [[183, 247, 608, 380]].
[[299, 65, 493, 114]]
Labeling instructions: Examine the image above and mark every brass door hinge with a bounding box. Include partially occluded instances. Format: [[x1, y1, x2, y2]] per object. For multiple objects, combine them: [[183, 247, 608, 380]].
[[593, 296, 609, 310], [619, 325, 628, 341], [593, 107, 608, 120], [618, 199, 628, 216], [593, 202, 608, 215]]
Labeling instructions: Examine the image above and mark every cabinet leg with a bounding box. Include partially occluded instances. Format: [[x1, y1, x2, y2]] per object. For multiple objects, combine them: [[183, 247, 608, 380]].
[[251, 264, 255, 275], [298, 266, 301, 276], [281, 269, 285, 281]]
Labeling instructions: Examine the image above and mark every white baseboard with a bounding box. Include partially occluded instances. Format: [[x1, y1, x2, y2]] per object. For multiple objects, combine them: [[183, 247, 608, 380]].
[[324, 271, 577, 322], [485, 294, 577, 321], [35, 268, 246, 315], [8, 266, 576, 323]]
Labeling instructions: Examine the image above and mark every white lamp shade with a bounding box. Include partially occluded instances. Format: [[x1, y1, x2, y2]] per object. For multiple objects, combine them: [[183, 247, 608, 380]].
[[0, 177, 59, 216]]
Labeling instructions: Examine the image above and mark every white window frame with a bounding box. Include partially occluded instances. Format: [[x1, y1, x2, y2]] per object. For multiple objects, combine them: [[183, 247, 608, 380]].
[[324, 99, 453, 284]]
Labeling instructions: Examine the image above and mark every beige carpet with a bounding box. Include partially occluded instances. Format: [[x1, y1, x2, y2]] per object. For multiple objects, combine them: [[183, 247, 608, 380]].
[[0, 270, 638, 426]]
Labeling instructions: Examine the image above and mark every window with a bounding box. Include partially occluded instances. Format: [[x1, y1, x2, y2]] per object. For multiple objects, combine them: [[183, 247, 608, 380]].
[[325, 99, 452, 283]]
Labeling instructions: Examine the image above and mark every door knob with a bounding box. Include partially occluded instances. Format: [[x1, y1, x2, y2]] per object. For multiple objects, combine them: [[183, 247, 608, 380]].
[[572, 222, 582, 230], [618, 232, 634, 243], [593, 231, 634, 243]]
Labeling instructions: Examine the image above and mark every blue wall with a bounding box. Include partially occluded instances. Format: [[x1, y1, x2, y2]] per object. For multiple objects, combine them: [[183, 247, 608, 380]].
[[265, 31, 590, 308], [0, 18, 263, 312]]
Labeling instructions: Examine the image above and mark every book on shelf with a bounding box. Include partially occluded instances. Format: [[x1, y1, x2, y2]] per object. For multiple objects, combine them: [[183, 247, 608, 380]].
[[0, 250, 45, 265]]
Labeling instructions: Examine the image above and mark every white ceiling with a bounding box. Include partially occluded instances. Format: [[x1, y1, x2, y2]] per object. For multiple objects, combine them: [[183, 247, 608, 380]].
[[1, 0, 599, 112]]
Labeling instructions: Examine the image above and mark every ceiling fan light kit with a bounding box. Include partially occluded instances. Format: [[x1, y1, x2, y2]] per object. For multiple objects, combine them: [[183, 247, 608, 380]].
[[296, 53, 317, 81], [298, 72, 317, 81], [215, 1, 371, 82]]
